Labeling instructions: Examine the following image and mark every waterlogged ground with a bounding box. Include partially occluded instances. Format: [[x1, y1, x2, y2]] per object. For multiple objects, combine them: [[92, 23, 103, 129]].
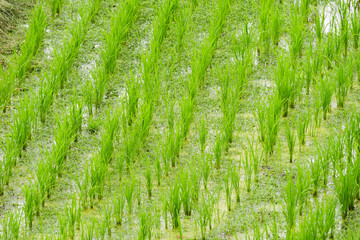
[[1, 0, 360, 239]]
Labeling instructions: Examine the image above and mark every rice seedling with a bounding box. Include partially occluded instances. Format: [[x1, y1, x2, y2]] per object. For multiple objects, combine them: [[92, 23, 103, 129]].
[[37, 74, 55, 123], [335, 161, 359, 219], [224, 168, 232, 211], [246, 135, 262, 182], [143, 156, 152, 198], [274, 53, 296, 117], [15, 2, 47, 84], [316, 140, 331, 187], [35, 157, 53, 207], [11, 94, 34, 156], [0, 208, 22, 240], [189, 159, 201, 203], [175, 8, 188, 54], [112, 189, 126, 226], [23, 184, 40, 229], [295, 161, 310, 216], [196, 191, 216, 240], [270, 5, 281, 46], [336, 60, 353, 108], [179, 169, 192, 216], [200, 153, 212, 190], [259, 95, 282, 158], [317, 196, 336, 239], [338, 0, 349, 57], [154, 148, 161, 186], [314, 8, 325, 43], [258, 0, 272, 54], [309, 154, 322, 197], [124, 177, 135, 214], [351, 9, 360, 50], [102, 200, 112, 237], [242, 151, 252, 193], [89, 153, 107, 201], [138, 206, 154, 240], [299, 0, 311, 20], [81, 218, 96, 240], [289, 6, 304, 61], [198, 118, 208, 155], [49, 0, 64, 17], [0, 65, 15, 113], [100, 108, 120, 164], [125, 72, 140, 125], [315, 74, 333, 120], [214, 132, 222, 169], [168, 180, 181, 228], [297, 111, 309, 146], [284, 123, 296, 163], [282, 172, 297, 236], [230, 163, 240, 203]]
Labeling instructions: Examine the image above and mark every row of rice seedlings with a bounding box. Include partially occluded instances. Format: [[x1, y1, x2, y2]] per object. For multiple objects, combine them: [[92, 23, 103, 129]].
[[121, 0, 179, 169], [86, 0, 140, 113], [38, 0, 102, 123], [163, 0, 231, 171], [0, 2, 47, 112]]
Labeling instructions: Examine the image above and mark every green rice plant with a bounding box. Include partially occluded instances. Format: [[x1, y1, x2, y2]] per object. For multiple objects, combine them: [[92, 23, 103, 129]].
[[0, 65, 15, 113], [168, 180, 181, 228], [335, 60, 352, 108], [100, 109, 120, 165], [35, 157, 53, 207], [270, 5, 281, 46], [125, 72, 140, 125], [0, 208, 21, 240], [282, 173, 297, 236], [57, 213, 68, 239], [0, 163, 5, 196], [324, 30, 339, 69], [138, 206, 153, 240], [102, 200, 112, 237], [317, 196, 336, 239], [242, 151, 252, 193], [224, 168, 232, 211], [124, 177, 135, 214], [155, 148, 161, 186], [214, 133, 222, 169], [23, 184, 41, 229], [112, 189, 126, 225], [37, 74, 55, 123], [230, 163, 240, 203], [49, 0, 64, 17], [179, 169, 192, 216], [63, 195, 81, 239], [316, 140, 331, 187], [295, 161, 310, 216], [283, 123, 296, 163], [196, 191, 216, 240], [143, 156, 152, 198], [351, 10, 360, 49], [335, 161, 359, 219], [314, 8, 325, 43], [89, 153, 107, 201], [175, 8, 188, 54], [11, 94, 34, 157], [274, 54, 296, 117], [16, 2, 47, 84], [246, 135, 262, 182], [297, 111, 309, 146], [299, 0, 311, 20], [180, 97, 193, 139], [200, 153, 212, 190], [289, 6, 304, 62], [189, 158, 201, 203], [198, 118, 208, 156], [260, 96, 282, 157], [309, 155, 322, 197], [258, 0, 272, 53], [81, 218, 96, 240], [315, 74, 333, 120], [338, 0, 349, 57]]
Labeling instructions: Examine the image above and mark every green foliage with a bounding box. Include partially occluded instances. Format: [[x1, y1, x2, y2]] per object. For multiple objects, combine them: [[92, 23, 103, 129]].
[[284, 123, 296, 163], [0, 209, 21, 240]]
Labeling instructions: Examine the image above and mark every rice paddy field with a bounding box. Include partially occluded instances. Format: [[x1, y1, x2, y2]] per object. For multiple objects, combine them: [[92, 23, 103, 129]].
[[2, 0, 360, 239]]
